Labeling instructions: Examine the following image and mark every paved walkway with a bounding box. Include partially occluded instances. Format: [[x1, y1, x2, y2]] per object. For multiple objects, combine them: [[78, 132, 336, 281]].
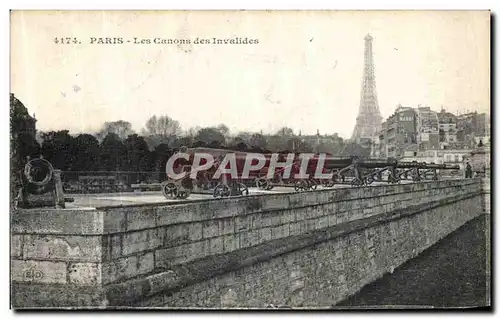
[[337, 214, 490, 309]]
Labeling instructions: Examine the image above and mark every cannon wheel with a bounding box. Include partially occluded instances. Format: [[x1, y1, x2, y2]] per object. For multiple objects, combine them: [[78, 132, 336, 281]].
[[176, 186, 191, 199], [365, 176, 374, 185], [237, 182, 249, 196], [351, 178, 363, 187], [161, 182, 178, 199], [294, 180, 308, 191], [214, 183, 231, 198], [325, 180, 335, 187], [256, 178, 270, 190], [388, 173, 400, 184], [308, 179, 318, 190]]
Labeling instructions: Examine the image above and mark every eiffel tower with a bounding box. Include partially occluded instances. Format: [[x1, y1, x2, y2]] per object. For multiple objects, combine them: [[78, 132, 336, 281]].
[[351, 34, 383, 143]]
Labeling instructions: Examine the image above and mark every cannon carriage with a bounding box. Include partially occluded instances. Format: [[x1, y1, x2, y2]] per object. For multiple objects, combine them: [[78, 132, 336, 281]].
[[160, 147, 461, 200]]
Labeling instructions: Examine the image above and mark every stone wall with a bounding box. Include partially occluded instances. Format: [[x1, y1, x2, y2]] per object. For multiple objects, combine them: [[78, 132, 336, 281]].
[[481, 178, 491, 214], [11, 178, 485, 308]]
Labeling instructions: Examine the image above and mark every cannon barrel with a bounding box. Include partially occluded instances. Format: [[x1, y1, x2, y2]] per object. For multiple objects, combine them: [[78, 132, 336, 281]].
[[180, 148, 461, 172], [397, 161, 460, 169]]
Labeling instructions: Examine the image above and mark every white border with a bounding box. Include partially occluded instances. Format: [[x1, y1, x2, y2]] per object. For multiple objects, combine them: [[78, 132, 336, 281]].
[[2, 1, 497, 318]]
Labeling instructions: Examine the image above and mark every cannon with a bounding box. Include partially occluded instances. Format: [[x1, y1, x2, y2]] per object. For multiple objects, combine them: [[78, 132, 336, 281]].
[[15, 156, 73, 209], [161, 147, 252, 200], [160, 147, 461, 200]]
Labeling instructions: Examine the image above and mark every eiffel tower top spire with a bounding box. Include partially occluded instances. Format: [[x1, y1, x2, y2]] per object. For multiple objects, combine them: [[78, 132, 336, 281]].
[[351, 34, 383, 143]]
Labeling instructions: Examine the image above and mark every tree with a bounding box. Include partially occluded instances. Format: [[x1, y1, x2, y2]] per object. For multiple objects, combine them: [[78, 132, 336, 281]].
[[170, 136, 193, 149], [236, 132, 251, 143], [186, 126, 201, 138], [216, 124, 230, 137], [266, 135, 287, 152], [151, 143, 173, 182], [195, 127, 226, 146], [40, 130, 74, 170], [97, 121, 135, 141], [143, 115, 181, 136], [343, 142, 371, 158], [249, 133, 267, 149], [70, 134, 100, 171], [17, 132, 41, 160], [123, 134, 151, 173], [235, 142, 248, 151], [192, 140, 207, 148], [141, 115, 182, 149], [10, 94, 38, 199], [99, 133, 127, 171], [228, 132, 251, 150]]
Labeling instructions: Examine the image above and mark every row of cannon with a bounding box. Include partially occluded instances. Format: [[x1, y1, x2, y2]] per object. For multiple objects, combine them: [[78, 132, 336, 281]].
[[16, 152, 460, 204], [161, 147, 460, 200]]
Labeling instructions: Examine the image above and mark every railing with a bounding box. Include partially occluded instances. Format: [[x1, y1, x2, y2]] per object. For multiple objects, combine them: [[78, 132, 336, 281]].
[[60, 171, 162, 194]]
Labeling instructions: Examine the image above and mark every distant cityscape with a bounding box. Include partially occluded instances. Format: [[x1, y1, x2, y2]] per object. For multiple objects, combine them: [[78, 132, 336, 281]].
[[372, 104, 490, 165]]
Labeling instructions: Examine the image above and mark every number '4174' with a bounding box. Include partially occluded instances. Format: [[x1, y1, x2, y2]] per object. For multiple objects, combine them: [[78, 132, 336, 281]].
[[54, 37, 80, 44]]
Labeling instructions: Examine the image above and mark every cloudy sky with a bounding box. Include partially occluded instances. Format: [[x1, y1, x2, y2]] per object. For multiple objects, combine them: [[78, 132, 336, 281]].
[[11, 10, 490, 138]]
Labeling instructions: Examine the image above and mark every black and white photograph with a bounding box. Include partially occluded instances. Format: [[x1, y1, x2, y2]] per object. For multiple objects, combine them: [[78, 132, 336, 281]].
[[9, 10, 491, 310]]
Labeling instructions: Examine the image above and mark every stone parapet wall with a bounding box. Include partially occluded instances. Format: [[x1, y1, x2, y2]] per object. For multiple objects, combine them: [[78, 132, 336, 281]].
[[11, 178, 484, 308]]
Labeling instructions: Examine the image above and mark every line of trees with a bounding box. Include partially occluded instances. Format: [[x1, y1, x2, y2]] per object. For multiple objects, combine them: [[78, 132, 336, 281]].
[[15, 114, 370, 173]]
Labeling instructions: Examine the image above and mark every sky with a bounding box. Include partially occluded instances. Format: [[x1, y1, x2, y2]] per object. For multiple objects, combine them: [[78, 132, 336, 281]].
[[10, 10, 490, 139]]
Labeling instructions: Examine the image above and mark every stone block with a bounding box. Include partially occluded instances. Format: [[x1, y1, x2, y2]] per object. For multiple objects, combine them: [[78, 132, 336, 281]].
[[164, 224, 191, 247], [186, 241, 210, 262], [294, 209, 307, 222], [270, 224, 289, 240], [317, 216, 329, 229], [138, 252, 155, 274], [101, 234, 122, 261], [23, 235, 102, 262], [102, 253, 154, 284], [188, 222, 203, 241], [239, 230, 260, 248], [305, 219, 316, 232], [289, 222, 301, 236], [259, 227, 272, 243], [102, 209, 128, 233], [223, 234, 240, 252], [146, 270, 180, 296], [155, 247, 180, 269], [11, 259, 67, 284], [68, 262, 101, 285], [11, 235, 22, 258], [281, 209, 295, 224], [122, 228, 163, 256], [261, 196, 288, 211], [110, 234, 122, 259], [126, 207, 156, 231], [235, 214, 253, 232], [327, 214, 337, 227], [12, 209, 105, 235], [219, 218, 235, 236], [209, 237, 224, 255], [202, 220, 219, 239], [156, 204, 195, 226]]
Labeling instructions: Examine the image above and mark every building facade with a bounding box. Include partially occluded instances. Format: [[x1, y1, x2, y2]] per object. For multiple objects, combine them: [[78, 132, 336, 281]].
[[437, 109, 458, 148], [374, 103, 488, 160], [375, 105, 417, 158], [415, 106, 440, 151], [456, 111, 489, 147]]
